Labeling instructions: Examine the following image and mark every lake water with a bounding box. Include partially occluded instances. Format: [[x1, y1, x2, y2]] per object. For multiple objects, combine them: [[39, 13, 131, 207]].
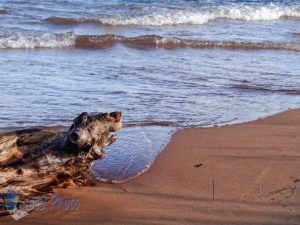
[[0, 0, 299, 182]]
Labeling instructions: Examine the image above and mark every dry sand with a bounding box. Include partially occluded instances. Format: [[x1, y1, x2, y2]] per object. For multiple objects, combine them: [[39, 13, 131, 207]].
[[3, 109, 300, 224]]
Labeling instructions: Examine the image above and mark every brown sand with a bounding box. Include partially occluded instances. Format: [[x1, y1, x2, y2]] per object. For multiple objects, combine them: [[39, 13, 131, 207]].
[[3, 109, 300, 224]]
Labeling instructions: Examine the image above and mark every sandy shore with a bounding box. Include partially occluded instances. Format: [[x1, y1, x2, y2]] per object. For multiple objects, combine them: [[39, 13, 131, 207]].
[[3, 109, 300, 224]]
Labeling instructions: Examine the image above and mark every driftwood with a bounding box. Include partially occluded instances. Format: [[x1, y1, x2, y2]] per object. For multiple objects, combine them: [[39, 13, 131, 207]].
[[0, 112, 122, 212]]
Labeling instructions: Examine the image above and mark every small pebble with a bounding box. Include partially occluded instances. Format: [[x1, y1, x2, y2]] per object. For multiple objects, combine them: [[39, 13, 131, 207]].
[[194, 163, 203, 168]]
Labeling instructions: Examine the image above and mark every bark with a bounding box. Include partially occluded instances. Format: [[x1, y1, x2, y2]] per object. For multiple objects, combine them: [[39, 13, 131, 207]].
[[0, 112, 122, 212]]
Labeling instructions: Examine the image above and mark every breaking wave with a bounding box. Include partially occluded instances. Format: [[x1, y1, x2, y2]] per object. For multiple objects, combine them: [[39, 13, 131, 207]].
[[74, 35, 300, 51], [0, 33, 299, 52], [45, 4, 300, 26], [0, 32, 76, 49]]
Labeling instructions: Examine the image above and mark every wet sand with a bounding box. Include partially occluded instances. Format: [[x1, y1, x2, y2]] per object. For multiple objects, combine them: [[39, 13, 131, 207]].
[[3, 109, 300, 224]]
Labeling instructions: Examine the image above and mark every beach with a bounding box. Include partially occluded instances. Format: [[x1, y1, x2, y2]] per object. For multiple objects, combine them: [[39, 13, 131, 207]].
[[2, 109, 299, 224], [1, 1, 300, 223], [1, 0, 300, 183]]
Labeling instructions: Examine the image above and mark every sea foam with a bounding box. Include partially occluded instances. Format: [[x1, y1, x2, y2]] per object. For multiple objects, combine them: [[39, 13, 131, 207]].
[[46, 4, 300, 26], [0, 33, 300, 51], [101, 4, 300, 26], [0, 32, 76, 49]]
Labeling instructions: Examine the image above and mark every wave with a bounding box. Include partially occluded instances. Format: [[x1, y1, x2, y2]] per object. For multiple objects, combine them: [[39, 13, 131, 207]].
[[124, 121, 177, 128], [45, 16, 81, 25], [0, 32, 76, 49], [0, 33, 299, 52], [0, 8, 7, 14], [231, 84, 300, 95], [45, 4, 300, 26], [74, 35, 300, 51]]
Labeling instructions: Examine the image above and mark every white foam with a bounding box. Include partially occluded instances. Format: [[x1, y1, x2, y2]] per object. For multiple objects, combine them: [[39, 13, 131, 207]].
[[0, 32, 76, 49], [218, 4, 300, 21], [96, 4, 300, 26]]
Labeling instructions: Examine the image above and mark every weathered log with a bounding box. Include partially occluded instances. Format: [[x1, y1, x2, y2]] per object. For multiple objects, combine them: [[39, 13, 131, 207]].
[[0, 112, 122, 211]]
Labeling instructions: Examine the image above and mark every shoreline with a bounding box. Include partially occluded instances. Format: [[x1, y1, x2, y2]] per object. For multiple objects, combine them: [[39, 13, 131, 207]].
[[3, 109, 300, 224]]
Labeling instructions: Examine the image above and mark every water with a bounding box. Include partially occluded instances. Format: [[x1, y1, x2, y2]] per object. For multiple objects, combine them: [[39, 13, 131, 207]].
[[0, 0, 299, 182]]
